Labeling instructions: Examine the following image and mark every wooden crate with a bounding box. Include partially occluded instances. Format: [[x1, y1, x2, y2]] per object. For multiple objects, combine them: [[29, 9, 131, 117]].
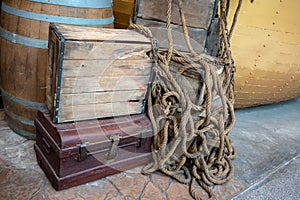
[[136, 0, 216, 29], [47, 24, 153, 123], [134, 0, 217, 53]]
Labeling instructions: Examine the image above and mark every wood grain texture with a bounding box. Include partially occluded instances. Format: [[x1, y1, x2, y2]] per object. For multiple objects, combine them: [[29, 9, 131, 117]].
[[47, 25, 153, 123], [46, 31, 60, 114], [57, 102, 143, 122], [55, 24, 149, 42], [63, 41, 151, 60], [114, 0, 135, 28], [0, 40, 47, 101], [59, 90, 147, 106], [34, 111, 152, 190], [0, 0, 114, 137], [136, 18, 207, 53], [1, 0, 113, 41], [61, 60, 152, 77], [137, 0, 215, 30], [60, 76, 150, 93]]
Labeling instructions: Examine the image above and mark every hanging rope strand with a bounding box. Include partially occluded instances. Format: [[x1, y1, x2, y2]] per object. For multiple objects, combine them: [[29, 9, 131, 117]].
[[130, 0, 238, 199], [177, 0, 198, 56], [228, 0, 243, 41]]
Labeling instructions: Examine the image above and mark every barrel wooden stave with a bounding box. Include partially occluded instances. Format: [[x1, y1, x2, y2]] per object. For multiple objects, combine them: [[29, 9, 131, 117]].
[[1, 40, 47, 101], [0, 0, 114, 139]]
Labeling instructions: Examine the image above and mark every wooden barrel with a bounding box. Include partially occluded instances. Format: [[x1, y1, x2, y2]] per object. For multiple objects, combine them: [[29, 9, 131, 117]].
[[0, 0, 114, 139]]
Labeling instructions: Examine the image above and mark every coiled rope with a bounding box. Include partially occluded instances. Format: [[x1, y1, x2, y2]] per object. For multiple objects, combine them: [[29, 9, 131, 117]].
[[129, 0, 242, 199]]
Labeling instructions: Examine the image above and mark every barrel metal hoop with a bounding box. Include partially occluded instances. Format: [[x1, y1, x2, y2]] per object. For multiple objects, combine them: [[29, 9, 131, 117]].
[[4, 108, 35, 126], [2, 3, 114, 26], [1, 89, 47, 110], [7, 122, 36, 140], [0, 27, 48, 49], [29, 0, 112, 8]]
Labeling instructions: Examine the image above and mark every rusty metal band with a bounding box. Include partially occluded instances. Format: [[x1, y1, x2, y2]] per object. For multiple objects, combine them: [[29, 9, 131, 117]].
[[1, 89, 47, 110], [4, 108, 35, 127], [1, 3, 114, 26], [0, 27, 48, 49]]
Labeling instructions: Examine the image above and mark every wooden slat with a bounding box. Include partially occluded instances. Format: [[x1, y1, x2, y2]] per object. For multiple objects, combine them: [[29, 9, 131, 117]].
[[55, 24, 150, 42], [63, 41, 151, 60], [46, 30, 60, 112], [0, 40, 47, 101], [60, 76, 150, 93], [137, 0, 215, 29], [61, 60, 153, 77], [57, 101, 143, 123], [4, 0, 113, 20], [136, 18, 207, 53], [47, 24, 155, 122], [59, 90, 147, 106], [2, 0, 113, 41]]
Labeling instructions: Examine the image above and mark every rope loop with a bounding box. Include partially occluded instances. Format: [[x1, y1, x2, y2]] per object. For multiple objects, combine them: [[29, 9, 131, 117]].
[[134, 0, 240, 199]]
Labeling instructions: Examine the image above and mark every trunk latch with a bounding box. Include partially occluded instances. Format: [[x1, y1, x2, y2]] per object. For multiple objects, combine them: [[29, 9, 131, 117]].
[[105, 135, 120, 162], [77, 143, 88, 162]]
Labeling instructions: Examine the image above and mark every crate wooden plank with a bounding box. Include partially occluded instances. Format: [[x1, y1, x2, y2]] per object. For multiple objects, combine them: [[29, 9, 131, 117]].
[[136, 18, 207, 53], [47, 24, 153, 123], [57, 102, 143, 122], [47, 30, 60, 112], [63, 41, 151, 60], [137, 0, 216, 29], [59, 90, 147, 106], [61, 60, 153, 77], [60, 76, 149, 93], [53, 24, 150, 42]]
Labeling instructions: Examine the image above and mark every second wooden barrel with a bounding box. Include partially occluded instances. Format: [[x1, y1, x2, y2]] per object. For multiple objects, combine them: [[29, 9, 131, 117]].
[[0, 0, 114, 139]]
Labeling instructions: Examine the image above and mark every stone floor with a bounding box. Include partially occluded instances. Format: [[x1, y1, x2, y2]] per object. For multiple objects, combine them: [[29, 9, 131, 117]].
[[0, 97, 300, 200]]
